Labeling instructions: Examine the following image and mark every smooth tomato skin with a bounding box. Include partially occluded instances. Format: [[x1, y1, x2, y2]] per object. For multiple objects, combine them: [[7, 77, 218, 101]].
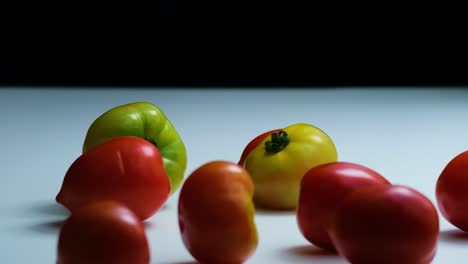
[[436, 151, 468, 231], [56, 136, 170, 220], [238, 129, 281, 166], [245, 123, 338, 210], [297, 162, 390, 251], [178, 161, 258, 264], [57, 200, 150, 264], [330, 185, 439, 264]]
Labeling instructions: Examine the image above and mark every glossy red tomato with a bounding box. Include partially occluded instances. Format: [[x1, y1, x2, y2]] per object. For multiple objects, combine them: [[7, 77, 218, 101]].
[[436, 151, 468, 231], [56, 136, 170, 220], [297, 162, 390, 251], [57, 200, 150, 264], [329, 185, 439, 264], [238, 129, 280, 166]]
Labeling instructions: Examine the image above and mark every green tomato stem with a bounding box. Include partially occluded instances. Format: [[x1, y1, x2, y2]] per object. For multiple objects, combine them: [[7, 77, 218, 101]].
[[265, 131, 289, 153]]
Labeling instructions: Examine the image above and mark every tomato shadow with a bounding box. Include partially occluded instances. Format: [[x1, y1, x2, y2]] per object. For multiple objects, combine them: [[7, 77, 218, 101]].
[[285, 245, 338, 257], [161, 262, 198, 264], [161, 203, 169, 210], [27, 220, 64, 235], [26, 201, 70, 217], [144, 221, 157, 230], [280, 245, 343, 262], [439, 229, 468, 243], [255, 208, 296, 216]]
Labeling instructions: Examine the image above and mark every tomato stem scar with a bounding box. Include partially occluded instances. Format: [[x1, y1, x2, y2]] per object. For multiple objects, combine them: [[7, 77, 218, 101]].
[[265, 131, 289, 153]]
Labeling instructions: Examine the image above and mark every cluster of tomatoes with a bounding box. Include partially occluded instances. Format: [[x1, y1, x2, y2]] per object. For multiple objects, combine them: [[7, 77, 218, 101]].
[[53, 101, 468, 264], [297, 162, 438, 264], [55, 102, 187, 264], [247, 126, 468, 264]]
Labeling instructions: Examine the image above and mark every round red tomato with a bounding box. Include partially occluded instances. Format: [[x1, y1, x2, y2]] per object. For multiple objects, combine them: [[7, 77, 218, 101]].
[[329, 185, 439, 264], [297, 162, 390, 251], [56, 136, 170, 220], [436, 151, 468, 231], [57, 200, 150, 264]]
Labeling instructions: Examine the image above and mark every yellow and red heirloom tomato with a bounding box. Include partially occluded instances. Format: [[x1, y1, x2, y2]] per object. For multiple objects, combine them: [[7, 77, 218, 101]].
[[57, 200, 150, 264], [178, 161, 258, 264], [244, 123, 338, 210], [238, 128, 281, 166]]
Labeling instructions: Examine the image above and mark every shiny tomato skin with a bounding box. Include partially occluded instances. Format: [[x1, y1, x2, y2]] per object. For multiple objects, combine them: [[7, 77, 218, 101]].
[[330, 185, 439, 264], [297, 162, 390, 251], [178, 161, 258, 264], [57, 200, 150, 264], [238, 129, 281, 166], [436, 151, 468, 231], [56, 136, 170, 220]]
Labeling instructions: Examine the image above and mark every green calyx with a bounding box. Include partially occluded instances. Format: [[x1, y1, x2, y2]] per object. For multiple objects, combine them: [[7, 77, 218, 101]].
[[265, 131, 290, 153]]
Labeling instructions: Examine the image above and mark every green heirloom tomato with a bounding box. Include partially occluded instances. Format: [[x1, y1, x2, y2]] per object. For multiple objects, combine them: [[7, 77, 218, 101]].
[[83, 102, 187, 193]]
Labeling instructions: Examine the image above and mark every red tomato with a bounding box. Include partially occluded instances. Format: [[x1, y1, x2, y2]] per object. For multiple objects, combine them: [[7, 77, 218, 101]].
[[297, 162, 390, 251], [56, 136, 170, 220], [178, 161, 258, 264], [57, 200, 150, 264], [329, 185, 439, 264], [436, 151, 468, 231], [238, 129, 281, 166]]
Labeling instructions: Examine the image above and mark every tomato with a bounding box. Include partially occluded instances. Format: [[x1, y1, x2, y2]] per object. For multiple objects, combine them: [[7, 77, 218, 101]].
[[178, 161, 258, 264], [244, 123, 338, 209], [436, 151, 468, 231], [297, 162, 390, 251], [329, 185, 439, 264], [83, 102, 187, 194], [56, 136, 170, 220], [238, 128, 281, 166], [57, 200, 150, 264]]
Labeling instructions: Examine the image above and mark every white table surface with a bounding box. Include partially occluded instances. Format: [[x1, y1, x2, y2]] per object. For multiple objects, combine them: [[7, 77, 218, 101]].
[[1, 87, 468, 263]]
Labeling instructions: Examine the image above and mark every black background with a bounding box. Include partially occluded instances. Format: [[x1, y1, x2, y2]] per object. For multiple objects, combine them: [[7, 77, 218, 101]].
[[0, 3, 466, 86]]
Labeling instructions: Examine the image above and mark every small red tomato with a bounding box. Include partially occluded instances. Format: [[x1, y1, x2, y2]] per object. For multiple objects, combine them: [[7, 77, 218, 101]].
[[330, 185, 439, 264], [178, 161, 258, 264], [57, 200, 150, 264], [436, 151, 468, 231], [297, 162, 390, 251], [56, 136, 170, 220], [238, 129, 281, 166]]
